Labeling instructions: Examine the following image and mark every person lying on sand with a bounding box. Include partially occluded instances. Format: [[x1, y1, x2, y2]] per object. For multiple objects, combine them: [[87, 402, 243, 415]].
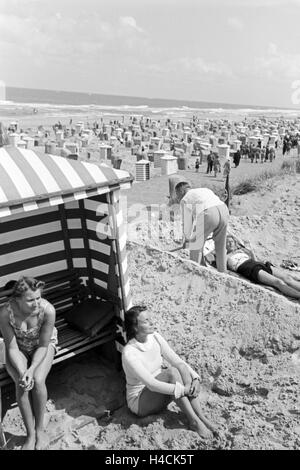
[[122, 305, 218, 439], [225, 236, 300, 299], [0, 277, 58, 450]]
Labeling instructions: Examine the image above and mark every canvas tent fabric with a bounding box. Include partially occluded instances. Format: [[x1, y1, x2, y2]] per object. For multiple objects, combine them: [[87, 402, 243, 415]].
[[0, 147, 133, 339], [0, 147, 132, 219]]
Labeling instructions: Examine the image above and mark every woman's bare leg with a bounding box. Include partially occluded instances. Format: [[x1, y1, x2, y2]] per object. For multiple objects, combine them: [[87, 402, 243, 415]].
[[169, 368, 212, 438], [175, 367, 217, 436], [258, 271, 300, 299], [31, 345, 55, 450], [5, 353, 35, 450], [137, 369, 211, 438], [187, 398, 218, 435], [271, 267, 300, 292]]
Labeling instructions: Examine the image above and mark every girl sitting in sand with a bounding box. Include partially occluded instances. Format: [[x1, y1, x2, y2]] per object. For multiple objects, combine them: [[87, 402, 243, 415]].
[[0, 277, 58, 450], [122, 305, 217, 439]]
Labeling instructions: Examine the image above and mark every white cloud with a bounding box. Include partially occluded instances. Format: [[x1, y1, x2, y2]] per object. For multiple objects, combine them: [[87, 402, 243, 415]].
[[249, 43, 300, 81], [144, 56, 234, 80], [227, 17, 244, 31], [268, 42, 278, 55], [119, 16, 144, 33], [0, 11, 148, 66]]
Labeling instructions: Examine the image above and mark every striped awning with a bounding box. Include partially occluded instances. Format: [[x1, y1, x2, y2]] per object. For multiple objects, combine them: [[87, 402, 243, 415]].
[[0, 147, 133, 219]]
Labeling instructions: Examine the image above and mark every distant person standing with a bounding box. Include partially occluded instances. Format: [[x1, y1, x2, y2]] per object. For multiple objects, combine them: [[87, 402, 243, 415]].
[[223, 156, 231, 180], [249, 145, 255, 163], [255, 147, 260, 163], [265, 145, 270, 162], [195, 158, 200, 172], [206, 151, 213, 174], [269, 147, 275, 162], [233, 149, 241, 167], [175, 182, 229, 272], [213, 154, 221, 177]]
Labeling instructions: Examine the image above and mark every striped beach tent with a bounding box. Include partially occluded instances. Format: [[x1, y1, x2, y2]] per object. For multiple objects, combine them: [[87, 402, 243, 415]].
[[0, 146, 134, 346]]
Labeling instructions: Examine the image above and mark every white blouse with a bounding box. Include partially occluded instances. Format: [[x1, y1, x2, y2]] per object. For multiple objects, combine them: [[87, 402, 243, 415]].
[[122, 332, 199, 414]]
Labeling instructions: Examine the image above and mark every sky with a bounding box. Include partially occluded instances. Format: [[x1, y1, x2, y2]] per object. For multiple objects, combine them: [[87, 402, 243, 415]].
[[1, 0, 300, 107]]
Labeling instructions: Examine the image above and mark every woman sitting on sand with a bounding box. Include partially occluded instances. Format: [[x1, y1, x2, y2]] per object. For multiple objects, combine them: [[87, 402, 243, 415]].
[[0, 277, 57, 450], [122, 305, 217, 439], [225, 236, 300, 299]]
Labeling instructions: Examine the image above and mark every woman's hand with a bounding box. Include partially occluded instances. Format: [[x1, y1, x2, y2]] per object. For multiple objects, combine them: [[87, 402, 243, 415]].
[[19, 368, 34, 391], [183, 384, 192, 396], [188, 377, 201, 398]]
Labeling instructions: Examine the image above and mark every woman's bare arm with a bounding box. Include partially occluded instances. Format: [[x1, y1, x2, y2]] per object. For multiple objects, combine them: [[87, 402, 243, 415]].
[[0, 306, 27, 377], [27, 303, 56, 373]]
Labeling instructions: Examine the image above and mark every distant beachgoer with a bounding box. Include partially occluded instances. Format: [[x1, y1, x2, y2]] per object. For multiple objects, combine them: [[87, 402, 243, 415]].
[[198, 147, 203, 165], [249, 145, 255, 163], [260, 146, 266, 163], [223, 157, 231, 179], [213, 154, 221, 177], [233, 150, 241, 167], [255, 147, 260, 163], [265, 145, 270, 162], [226, 236, 300, 299], [0, 277, 58, 450], [206, 151, 213, 174], [122, 306, 218, 438], [175, 182, 229, 272], [269, 147, 275, 162], [195, 158, 200, 172]]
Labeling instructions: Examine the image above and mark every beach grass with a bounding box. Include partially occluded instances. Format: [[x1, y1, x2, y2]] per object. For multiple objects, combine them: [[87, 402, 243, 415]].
[[232, 160, 298, 196]]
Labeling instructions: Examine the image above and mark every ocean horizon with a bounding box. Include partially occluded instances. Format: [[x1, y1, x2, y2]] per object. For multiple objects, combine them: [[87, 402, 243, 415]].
[[1, 86, 299, 122], [5, 86, 292, 110]]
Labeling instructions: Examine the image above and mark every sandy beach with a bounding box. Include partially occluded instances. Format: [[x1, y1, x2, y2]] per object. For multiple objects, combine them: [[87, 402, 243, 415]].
[[1, 108, 300, 450]]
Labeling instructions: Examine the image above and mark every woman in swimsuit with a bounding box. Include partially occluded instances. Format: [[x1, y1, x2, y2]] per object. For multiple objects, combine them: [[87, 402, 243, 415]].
[[226, 236, 300, 299], [0, 277, 57, 450], [122, 305, 218, 439]]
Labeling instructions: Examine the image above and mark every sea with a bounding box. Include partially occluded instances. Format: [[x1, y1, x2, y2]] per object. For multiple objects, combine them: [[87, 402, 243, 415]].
[[1, 86, 300, 123]]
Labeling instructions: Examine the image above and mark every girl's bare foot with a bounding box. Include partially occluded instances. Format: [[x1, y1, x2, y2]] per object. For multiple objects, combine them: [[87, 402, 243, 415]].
[[195, 411, 219, 437], [22, 434, 35, 450], [35, 429, 49, 450], [189, 419, 212, 439]]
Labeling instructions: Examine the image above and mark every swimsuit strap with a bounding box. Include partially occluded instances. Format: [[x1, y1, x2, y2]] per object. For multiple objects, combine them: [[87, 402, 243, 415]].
[[7, 299, 45, 332]]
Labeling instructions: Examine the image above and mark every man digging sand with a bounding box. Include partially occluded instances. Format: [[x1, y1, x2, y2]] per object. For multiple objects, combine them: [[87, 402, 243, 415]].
[[175, 182, 229, 273]]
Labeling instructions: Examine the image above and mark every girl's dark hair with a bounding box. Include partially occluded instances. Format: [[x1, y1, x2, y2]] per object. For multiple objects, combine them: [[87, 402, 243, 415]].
[[10, 276, 45, 298], [124, 305, 147, 341]]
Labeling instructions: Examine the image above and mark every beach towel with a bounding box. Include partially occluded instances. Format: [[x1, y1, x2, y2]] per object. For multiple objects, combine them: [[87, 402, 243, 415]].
[[280, 260, 300, 272]]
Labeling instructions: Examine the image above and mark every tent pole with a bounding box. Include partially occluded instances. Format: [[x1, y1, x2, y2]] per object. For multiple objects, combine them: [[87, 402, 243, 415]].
[[58, 204, 74, 272], [108, 191, 129, 316]]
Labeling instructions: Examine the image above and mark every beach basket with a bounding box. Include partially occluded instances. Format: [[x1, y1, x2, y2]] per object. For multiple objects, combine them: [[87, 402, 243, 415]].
[[177, 156, 188, 170], [135, 160, 150, 181]]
